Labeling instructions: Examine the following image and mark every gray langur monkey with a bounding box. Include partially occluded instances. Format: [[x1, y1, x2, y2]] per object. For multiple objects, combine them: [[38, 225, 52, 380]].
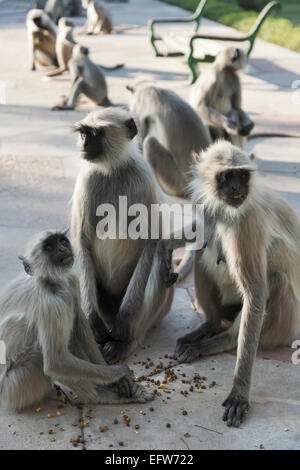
[[26, 9, 58, 71], [158, 140, 300, 427], [52, 44, 111, 110], [47, 20, 124, 78], [190, 47, 254, 149], [44, 0, 64, 24], [46, 17, 76, 77], [127, 79, 212, 199], [0, 230, 154, 411], [80, 0, 112, 35], [71, 107, 175, 364]]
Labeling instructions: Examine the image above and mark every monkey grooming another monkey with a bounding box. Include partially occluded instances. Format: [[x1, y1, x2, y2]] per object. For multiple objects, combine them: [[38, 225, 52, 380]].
[[190, 47, 254, 149], [80, 0, 112, 35], [158, 140, 300, 427], [26, 9, 58, 70], [0, 230, 154, 411], [52, 44, 111, 110], [71, 107, 175, 364], [128, 80, 211, 199]]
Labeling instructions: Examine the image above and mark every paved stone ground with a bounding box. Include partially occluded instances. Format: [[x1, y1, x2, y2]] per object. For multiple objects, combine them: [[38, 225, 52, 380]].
[[0, 0, 299, 450]]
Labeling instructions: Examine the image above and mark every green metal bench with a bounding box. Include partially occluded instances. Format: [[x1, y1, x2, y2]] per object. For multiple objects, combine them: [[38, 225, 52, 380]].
[[149, 0, 281, 83]]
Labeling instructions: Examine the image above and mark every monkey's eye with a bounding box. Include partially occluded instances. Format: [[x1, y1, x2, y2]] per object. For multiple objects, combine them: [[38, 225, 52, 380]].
[[241, 171, 249, 181]]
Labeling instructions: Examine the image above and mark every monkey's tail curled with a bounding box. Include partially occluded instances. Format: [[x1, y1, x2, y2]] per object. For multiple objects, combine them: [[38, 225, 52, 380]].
[[175, 249, 195, 283]]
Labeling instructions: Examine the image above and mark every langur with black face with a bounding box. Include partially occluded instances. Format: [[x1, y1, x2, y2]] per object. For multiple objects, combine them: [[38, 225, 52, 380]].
[[26, 9, 58, 70], [71, 107, 175, 364], [127, 79, 211, 199], [159, 140, 300, 427], [190, 47, 254, 149], [0, 231, 154, 411]]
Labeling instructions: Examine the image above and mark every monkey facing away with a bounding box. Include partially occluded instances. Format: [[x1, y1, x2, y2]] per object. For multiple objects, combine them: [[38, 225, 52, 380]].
[[158, 140, 300, 427], [80, 0, 113, 35], [0, 230, 154, 411], [52, 44, 111, 110], [71, 107, 175, 364], [46, 17, 76, 77], [190, 48, 254, 149], [128, 80, 212, 198], [26, 9, 58, 70]]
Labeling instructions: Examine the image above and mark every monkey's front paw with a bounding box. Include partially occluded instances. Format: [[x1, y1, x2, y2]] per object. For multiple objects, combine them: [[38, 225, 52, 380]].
[[176, 345, 201, 363], [222, 390, 249, 428], [174, 338, 189, 359], [101, 340, 129, 365]]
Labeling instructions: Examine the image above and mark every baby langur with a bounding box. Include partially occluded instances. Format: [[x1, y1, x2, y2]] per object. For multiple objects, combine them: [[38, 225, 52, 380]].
[[128, 80, 211, 198], [190, 47, 254, 149], [159, 140, 300, 427], [26, 9, 58, 70], [81, 0, 112, 34], [52, 44, 111, 110], [0, 231, 154, 411], [71, 107, 175, 364]]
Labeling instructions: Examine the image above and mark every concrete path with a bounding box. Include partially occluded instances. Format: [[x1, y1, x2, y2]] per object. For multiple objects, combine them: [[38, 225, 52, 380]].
[[0, 0, 299, 450]]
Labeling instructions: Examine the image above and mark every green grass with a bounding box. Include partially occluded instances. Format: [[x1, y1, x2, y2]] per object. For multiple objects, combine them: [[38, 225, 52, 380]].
[[162, 0, 300, 52]]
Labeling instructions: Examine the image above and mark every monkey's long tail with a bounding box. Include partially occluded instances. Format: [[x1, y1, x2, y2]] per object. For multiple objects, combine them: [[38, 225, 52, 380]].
[[98, 63, 124, 71], [249, 133, 300, 139], [45, 68, 67, 78], [174, 249, 194, 283]]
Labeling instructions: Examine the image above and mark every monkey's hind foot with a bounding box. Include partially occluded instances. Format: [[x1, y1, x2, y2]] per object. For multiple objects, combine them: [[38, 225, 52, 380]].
[[222, 389, 249, 428]]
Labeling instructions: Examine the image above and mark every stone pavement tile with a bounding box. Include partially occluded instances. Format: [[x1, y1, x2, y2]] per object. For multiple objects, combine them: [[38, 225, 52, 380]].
[[0, 397, 82, 450]]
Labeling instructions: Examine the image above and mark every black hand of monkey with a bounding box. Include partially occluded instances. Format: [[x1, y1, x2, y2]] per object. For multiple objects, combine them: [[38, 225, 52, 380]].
[[101, 340, 131, 365], [222, 389, 249, 428], [158, 242, 178, 288]]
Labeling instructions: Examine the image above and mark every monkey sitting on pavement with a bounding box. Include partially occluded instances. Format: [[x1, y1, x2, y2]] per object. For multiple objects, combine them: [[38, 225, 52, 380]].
[[26, 8, 58, 71], [0, 230, 154, 411], [190, 47, 254, 149], [80, 0, 112, 35], [52, 44, 112, 110], [71, 107, 175, 364], [158, 140, 300, 427], [128, 79, 211, 199]]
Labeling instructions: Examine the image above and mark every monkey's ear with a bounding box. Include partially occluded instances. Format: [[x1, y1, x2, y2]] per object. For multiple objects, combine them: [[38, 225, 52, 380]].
[[126, 85, 134, 93], [18, 256, 33, 276], [125, 118, 138, 140], [249, 152, 256, 160]]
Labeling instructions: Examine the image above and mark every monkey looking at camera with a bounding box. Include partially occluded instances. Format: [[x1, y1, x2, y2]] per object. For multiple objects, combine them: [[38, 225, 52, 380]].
[[0, 230, 154, 411], [159, 140, 300, 427], [71, 107, 175, 364], [128, 80, 211, 199], [26, 9, 58, 70], [80, 0, 112, 35], [52, 44, 111, 110], [190, 47, 254, 149]]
